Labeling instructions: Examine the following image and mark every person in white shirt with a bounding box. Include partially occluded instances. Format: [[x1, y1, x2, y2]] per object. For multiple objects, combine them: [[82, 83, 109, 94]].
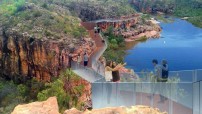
[[77, 54, 81, 69]]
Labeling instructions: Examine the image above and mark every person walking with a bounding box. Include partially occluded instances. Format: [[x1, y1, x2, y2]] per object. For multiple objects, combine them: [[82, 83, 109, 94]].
[[84, 52, 89, 69]]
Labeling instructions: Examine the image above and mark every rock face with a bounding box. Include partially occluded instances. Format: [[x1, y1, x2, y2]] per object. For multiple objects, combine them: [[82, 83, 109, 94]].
[[0, 30, 95, 82], [64, 106, 167, 114], [11, 97, 60, 114], [130, 0, 174, 14], [12, 97, 167, 114]]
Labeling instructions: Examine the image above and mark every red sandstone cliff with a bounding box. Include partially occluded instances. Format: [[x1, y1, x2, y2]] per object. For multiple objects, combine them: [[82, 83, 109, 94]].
[[0, 30, 95, 82]]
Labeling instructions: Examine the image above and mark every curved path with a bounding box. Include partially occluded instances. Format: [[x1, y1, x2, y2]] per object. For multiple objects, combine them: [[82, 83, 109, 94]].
[[71, 22, 107, 83], [72, 16, 138, 83]]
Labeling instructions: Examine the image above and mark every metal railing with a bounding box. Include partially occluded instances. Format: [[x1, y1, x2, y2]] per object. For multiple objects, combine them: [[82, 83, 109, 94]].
[[92, 16, 138, 23], [193, 81, 202, 114], [91, 70, 202, 114], [92, 82, 193, 114], [71, 33, 107, 83], [135, 69, 202, 83]]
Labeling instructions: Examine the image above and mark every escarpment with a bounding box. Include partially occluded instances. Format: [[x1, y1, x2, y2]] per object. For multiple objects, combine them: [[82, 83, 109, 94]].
[[0, 30, 95, 82]]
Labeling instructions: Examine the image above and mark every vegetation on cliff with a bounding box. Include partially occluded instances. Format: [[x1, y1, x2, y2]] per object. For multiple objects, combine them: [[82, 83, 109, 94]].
[[131, 0, 202, 27], [37, 69, 87, 112], [0, 0, 87, 40], [67, 0, 135, 21], [0, 77, 45, 114], [103, 26, 126, 63], [174, 0, 202, 28], [0, 69, 88, 113]]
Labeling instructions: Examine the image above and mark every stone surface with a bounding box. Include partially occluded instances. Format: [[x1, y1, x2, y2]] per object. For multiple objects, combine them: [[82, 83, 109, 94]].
[[11, 97, 167, 114], [64, 106, 168, 114], [11, 97, 60, 114]]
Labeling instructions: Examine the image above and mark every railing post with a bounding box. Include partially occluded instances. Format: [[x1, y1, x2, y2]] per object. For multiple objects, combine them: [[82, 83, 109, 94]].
[[199, 81, 202, 114], [169, 83, 173, 114], [141, 82, 143, 105], [194, 70, 197, 82], [133, 82, 136, 105]]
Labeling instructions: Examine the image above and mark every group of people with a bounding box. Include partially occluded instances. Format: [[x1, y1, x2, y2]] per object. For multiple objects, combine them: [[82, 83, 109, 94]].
[[105, 61, 126, 82], [152, 59, 169, 82], [94, 25, 101, 35]]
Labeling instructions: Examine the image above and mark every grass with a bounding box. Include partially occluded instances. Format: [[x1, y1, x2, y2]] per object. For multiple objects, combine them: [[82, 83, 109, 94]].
[[0, 1, 88, 40]]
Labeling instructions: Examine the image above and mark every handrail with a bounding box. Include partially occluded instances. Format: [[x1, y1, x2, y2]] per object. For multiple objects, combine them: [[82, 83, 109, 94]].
[[71, 33, 107, 83], [91, 82, 194, 114]]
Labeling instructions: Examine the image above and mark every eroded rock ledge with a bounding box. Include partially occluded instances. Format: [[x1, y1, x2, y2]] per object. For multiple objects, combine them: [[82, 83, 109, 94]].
[[64, 106, 167, 114], [12, 97, 167, 114]]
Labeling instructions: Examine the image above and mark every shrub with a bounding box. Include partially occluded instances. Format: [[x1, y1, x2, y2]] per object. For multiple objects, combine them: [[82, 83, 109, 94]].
[[42, 3, 48, 9], [33, 11, 42, 17], [15, 4, 26, 13], [37, 69, 86, 112], [43, 19, 51, 26], [45, 30, 52, 36]]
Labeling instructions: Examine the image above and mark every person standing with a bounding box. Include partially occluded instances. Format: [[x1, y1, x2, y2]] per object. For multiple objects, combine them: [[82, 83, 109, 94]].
[[152, 59, 162, 82], [106, 62, 126, 82], [105, 61, 113, 82], [162, 60, 169, 82], [68, 54, 73, 68], [84, 52, 89, 69], [77, 54, 82, 69], [97, 25, 101, 34], [94, 26, 97, 37], [152, 59, 166, 103]]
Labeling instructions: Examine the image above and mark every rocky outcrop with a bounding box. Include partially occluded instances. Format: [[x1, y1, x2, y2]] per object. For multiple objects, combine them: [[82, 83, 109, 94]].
[[130, 0, 174, 14], [118, 19, 161, 42], [0, 30, 95, 82], [12, 97, 167, 114], [68, 1, 135, 21], [64, 105, 168, 114], [11, 97, 60, 114]]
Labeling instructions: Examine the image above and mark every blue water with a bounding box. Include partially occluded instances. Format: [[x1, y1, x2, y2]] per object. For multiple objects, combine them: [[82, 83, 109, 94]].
[[124, 19, 202, 72]]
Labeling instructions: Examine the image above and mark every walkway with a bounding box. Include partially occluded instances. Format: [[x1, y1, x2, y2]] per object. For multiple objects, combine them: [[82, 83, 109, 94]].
[[92, 16, 137, 23], [71, 22, 107, 83], [90, 14, 139, 23]]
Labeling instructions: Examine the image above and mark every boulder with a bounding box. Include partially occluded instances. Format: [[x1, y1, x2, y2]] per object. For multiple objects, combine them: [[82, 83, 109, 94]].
[[11, 97, 60, 114]]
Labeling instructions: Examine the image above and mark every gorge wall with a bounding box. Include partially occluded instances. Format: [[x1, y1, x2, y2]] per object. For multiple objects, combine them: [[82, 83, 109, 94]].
[[0, 29, 95, 82], [129, 0, 174, 14]]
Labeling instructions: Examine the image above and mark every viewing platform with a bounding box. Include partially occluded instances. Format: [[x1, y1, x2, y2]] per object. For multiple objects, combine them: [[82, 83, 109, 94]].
[[71, 21, 202, 114]]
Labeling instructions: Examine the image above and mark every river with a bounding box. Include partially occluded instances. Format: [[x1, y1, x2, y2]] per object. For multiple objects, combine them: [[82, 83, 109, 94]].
[[124, 18, 202, 72]]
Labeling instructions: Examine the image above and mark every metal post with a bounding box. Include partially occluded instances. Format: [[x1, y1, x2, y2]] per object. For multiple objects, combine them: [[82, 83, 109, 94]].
[[169, 83, 173, 114]]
